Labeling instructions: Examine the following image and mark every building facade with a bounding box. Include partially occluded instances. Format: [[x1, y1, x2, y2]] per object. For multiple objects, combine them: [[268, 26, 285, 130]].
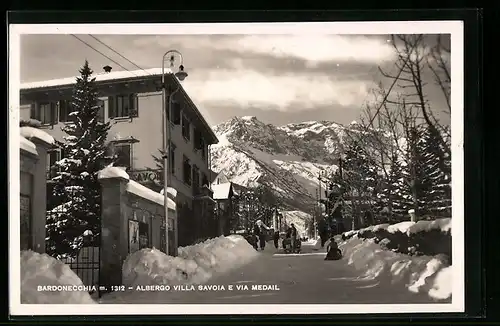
[[20, 67, 219, 246], [210, 170, 252, 234]]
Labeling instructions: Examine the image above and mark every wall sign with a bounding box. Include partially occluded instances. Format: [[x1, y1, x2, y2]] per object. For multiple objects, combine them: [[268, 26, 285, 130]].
[[129, 169, 162, 183]]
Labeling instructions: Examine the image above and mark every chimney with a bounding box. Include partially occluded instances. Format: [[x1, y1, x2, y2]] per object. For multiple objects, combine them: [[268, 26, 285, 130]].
[[103, 65, 112, 73]]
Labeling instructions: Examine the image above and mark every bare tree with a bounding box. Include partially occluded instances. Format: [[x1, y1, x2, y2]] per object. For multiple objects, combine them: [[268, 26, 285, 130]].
[[379, 34, 451, 179]]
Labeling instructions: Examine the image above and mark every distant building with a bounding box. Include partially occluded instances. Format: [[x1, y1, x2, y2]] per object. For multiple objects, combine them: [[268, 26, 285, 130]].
[[210, 170, 250, 234], [20, 67, 219, 246]]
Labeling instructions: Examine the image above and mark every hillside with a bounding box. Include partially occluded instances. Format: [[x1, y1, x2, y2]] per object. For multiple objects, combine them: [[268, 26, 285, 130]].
[[210, 116, 370, 214]]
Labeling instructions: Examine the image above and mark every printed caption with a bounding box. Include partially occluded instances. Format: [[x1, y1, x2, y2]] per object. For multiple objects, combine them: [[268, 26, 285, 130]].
[[37, 284, 281, 292]]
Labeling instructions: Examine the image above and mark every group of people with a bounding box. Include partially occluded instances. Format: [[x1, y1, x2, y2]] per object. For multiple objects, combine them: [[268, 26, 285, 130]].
[[251, 222, 268, 251], [249, 221, 300, 252], [273, 223, 298, 251]]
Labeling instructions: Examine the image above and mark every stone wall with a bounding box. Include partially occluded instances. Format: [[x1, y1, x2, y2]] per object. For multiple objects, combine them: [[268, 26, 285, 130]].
[[98, 167, 177, 290]]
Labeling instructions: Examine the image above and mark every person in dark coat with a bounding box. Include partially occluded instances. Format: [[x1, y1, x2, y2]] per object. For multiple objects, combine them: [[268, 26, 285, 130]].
[[318, 218, 328, 248], [253, 223, 261, 250], [324, 237, 342, 260], [258, 225, 266, 250], [290, 223, 298, 251], [273, 230, 280, 249]]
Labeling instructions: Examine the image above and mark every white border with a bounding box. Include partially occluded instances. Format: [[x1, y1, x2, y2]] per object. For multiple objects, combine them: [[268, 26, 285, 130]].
[[8, 21, 465, 316]]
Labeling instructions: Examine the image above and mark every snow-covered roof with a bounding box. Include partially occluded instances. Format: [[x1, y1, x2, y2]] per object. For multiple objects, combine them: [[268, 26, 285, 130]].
[[212, 183, 233, 200], [20, 126, 55, 146], [20, 68, 173, 90], [20, 136, 38, 156]]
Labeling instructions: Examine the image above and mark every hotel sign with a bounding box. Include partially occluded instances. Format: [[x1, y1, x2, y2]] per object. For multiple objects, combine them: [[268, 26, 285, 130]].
[[129, 169, 162, 183]]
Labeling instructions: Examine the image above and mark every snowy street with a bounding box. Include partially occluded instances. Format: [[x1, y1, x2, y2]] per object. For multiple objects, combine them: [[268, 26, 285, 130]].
[[100, 241, 434, 304]]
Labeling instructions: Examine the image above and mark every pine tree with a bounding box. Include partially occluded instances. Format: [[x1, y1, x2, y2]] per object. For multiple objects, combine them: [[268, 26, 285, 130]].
[[46, 61, 113, 259], [419, 125, 452, 216], [341, 141, 380, 228]]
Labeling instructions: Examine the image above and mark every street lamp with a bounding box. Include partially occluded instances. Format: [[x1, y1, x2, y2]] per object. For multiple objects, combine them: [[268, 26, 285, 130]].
[[161, 50, 188, 257]]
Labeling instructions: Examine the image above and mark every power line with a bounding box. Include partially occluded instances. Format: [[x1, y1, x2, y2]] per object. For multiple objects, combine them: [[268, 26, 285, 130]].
[[70, 34, 138, 77], [88, 34, 152, 76]]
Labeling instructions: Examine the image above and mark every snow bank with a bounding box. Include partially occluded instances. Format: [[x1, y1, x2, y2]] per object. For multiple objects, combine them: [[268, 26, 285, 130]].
[[387, 221, 415, 234], [122, 235, 258, 287], [339, 237, 451, 301], [20, 126, 55, 145], [21, 251, 96, 304], [20, 136, 38, 156], [346, 218, 452, 258], [407, 218, 451, 235]]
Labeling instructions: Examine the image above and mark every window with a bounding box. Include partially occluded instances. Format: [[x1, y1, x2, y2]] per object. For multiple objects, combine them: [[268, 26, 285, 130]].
[[181, 115, 191, 141], [169, 143, 176, 176], [193, 128, 205, 151], [108, 94, 138, 119], [183, 156, 192, 185], [192, 165, 200, 194], [113, 143, 132, 170], [96, 99, 105, 122], [31, 102, 57, 125], [47, 149, 61, 179], [58, 99, 104, 123], [171, 101, 182, 125], [58, 100, 74, 123]]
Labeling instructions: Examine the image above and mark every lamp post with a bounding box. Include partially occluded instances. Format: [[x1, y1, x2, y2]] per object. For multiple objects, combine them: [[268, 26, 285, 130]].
[[161, 50, 188, 257]]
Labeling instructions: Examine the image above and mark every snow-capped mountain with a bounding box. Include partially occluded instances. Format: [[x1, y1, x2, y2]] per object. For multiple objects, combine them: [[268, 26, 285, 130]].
[[210, 116, 368, 214]]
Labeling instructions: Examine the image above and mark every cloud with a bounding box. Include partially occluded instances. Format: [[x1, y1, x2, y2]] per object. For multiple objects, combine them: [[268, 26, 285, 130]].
[[132, 34, 396, 66], [221, 35, 396, 65], [182, 68, 371, 112]]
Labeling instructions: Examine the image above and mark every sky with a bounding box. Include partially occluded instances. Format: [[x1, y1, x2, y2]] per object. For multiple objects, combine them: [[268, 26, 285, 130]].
[[20, 33, 451, 127]]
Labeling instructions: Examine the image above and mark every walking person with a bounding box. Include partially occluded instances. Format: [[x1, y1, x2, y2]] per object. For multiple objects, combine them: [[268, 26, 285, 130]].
[[253, 223, 261, 250], [273, 230, 280, 249], [290, 223, 298, 251], [258, 224, 267, 251]]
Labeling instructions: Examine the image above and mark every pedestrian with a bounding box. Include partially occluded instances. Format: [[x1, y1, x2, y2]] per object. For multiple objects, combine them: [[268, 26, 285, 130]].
[[273, 230, 280, 249], [318, 218, 328, 248], [253, 223, 261, 250], [290, 223, 297, 251], [259, 225, 266, 250], [324, 237, 342, 261]]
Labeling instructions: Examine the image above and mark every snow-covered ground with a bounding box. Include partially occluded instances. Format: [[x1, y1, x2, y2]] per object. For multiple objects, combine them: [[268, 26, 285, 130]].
[[20, 251, 96, 304], [21, 235, 258, 304], [100, 235, 259, 303], [338, 234, 452, 301]]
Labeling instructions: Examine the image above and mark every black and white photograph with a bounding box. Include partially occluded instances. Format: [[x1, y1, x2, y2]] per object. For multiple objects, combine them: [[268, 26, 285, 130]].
[[9, 21, 464, 315]]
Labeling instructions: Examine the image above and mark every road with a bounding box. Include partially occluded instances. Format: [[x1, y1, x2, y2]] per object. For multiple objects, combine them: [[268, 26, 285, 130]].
[[101, 241, 436, 304]]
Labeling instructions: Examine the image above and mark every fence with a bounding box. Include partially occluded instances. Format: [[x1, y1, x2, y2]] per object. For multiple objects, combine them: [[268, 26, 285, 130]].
[[60, 246, 100, 291], [46, 189, 102, 296]]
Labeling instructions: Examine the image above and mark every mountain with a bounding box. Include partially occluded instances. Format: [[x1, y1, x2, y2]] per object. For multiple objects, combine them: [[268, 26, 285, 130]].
[[210, 116, 369, 215]]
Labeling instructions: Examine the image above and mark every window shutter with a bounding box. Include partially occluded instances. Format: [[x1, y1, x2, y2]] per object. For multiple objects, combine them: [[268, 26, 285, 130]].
[[30, 103, 36, 120], [97, 100, 105, 122], [50, 102, 57, 125], [108, 96, 115, 118], [131, 94, 139, 117], [58, 101, 65, 122]]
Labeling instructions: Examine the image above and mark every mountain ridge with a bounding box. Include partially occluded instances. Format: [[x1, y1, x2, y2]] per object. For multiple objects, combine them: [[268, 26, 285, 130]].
[[209, 116, 364, 214]]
